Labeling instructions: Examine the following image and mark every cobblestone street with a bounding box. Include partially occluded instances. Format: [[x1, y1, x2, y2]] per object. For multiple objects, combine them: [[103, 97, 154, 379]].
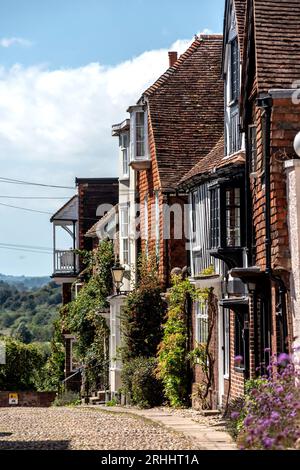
[[0, 407, 203, 450]]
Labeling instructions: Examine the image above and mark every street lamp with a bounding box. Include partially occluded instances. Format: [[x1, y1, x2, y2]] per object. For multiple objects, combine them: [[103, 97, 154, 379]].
[[294, 131, 300, 157], [111, 256, 125, 295]]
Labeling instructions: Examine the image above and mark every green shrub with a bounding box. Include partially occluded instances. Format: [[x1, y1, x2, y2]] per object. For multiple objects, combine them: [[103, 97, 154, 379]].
[[121, 357, 163, 409], [0, 336, 46, 391], [53, 391, 81, 407], [121, 256, 164, 362]]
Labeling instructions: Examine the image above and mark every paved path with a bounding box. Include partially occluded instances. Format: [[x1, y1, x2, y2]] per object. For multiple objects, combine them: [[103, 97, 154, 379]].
[[0, 406, 204, 450], [97, 406, 237, 450]]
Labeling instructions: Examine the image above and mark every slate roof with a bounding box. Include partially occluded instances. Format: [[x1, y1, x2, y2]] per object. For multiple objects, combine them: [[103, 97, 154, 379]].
[[253, 0, 300, 91], [180, 135, 245, 187], [141, 35, 224, 191]]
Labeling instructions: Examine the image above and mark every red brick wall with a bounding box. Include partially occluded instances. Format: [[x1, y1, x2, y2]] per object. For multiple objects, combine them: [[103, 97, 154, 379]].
[[249, 95, 296, 354], [191, 300, 219, 410], [139, 117, 187, 286]]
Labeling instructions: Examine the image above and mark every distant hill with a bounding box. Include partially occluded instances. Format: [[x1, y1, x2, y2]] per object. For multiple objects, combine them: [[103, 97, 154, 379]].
[[0, 280, 61, 342], [0, 274, 51, 290]]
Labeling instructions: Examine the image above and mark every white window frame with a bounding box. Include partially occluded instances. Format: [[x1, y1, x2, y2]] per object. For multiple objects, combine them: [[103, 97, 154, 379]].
[[120, 203, 130, 267], [130, 107, 149, 162], [195, 300, 209, 345], [120, 133, 129, 178]]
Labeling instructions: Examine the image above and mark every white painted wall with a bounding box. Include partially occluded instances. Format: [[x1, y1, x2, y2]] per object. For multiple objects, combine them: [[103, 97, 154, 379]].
[[285, 160, 300, 354]]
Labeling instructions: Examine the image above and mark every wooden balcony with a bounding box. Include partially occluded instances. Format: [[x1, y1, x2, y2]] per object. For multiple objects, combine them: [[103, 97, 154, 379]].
[[53, 249, 79, 276]]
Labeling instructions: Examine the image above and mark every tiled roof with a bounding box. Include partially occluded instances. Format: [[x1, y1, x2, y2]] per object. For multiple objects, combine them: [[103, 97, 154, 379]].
[[234, 0, 247, 54], [253, 0, 300, 90], [180, 135, 245, 186], [142, 35, 224, 191]]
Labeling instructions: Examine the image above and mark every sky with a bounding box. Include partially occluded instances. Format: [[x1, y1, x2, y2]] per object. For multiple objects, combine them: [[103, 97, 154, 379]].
[[0, 0, 225, 276]]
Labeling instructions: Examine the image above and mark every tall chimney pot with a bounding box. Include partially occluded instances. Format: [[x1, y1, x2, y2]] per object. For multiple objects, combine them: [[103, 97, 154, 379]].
[[168, 51, 178, 67]]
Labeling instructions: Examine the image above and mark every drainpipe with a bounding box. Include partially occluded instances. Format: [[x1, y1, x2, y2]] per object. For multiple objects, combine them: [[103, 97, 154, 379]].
[[257, 95, 288, 353]]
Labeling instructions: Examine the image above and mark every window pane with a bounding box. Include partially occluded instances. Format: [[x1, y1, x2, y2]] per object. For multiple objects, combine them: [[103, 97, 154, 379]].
[[231, 38, 239, 102], [136, 112, 144, 127], [123, 239, 129, 265], [122, 148, 128, 176], [234, 314, 245, 369], [210, 188, 220, 249], [248, 125, 257, 173], [136, 141, 145, 157], [195, 301, 209, 344], [225, 188, 241, 247]]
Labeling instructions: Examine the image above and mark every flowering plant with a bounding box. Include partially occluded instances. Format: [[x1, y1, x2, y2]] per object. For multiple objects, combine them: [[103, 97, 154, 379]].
[[237, 353, 300, 450]]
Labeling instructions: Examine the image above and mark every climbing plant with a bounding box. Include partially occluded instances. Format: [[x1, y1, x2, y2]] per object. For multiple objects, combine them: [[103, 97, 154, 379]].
[[61, 239, 114, 391], [188, 288, 218, 409], [157, 275, 216, 408], [157, 275, 194, 407], [121, 255, 165, 362]]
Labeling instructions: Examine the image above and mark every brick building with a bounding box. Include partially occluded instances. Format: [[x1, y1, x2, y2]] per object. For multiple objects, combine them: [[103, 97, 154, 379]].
[[50, 178, 118, 388], [232, 0, 300, 370], [128, 35, 224, 287]]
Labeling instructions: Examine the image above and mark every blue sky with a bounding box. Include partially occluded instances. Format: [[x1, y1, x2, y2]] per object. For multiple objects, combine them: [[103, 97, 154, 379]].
[[0, 0, 225, 276], [0, 0, 224, 68]]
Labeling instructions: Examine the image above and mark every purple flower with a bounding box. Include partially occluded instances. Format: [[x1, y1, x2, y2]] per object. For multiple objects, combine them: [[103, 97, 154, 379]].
[[278, 353, 290, 365], [244, 415, 253, 426], [234, 355, 243, 365], [231, 411, 239, 420], [270, 411, 280, 421], [262, 437, 275, 449]]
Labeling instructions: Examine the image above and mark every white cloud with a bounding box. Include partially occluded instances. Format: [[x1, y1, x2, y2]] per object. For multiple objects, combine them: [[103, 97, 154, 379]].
[[0, 37, 194, 185], [0, 37, 33, 48], [0, 33, 213, 275]]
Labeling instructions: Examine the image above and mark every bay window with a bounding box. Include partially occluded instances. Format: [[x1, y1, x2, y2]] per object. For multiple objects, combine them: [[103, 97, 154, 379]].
[[226, 187, 241, 247], [209, 181, 244, 268], [129, 106, 149, 162]]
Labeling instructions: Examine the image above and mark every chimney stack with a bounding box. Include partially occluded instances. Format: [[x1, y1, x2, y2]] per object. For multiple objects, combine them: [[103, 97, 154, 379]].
[[168, 51, 178, 67]]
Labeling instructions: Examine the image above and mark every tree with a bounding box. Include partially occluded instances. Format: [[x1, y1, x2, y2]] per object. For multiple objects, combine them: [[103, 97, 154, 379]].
[[14, 321, 33, 344]]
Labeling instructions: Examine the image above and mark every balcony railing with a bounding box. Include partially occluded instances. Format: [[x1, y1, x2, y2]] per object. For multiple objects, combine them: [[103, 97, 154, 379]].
[[54, 250, 78, 275]]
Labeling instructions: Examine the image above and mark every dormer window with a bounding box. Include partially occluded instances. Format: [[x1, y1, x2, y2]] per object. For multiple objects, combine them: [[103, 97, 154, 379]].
[[135, 112, 145, 158], [128, 105, 150, 170]]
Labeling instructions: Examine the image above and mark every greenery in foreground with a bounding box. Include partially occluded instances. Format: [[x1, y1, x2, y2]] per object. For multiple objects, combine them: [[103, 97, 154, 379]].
[[0, 280, 61, 342]]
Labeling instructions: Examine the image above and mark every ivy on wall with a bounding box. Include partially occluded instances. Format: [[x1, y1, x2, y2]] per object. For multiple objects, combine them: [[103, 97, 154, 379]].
[[157, 275, 216, 408], [61, 239, 114, 391]]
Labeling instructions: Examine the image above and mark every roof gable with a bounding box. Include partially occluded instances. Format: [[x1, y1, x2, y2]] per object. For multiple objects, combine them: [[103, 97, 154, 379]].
[[50, 195, 78, 223], [143, 35, 224, 191]]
